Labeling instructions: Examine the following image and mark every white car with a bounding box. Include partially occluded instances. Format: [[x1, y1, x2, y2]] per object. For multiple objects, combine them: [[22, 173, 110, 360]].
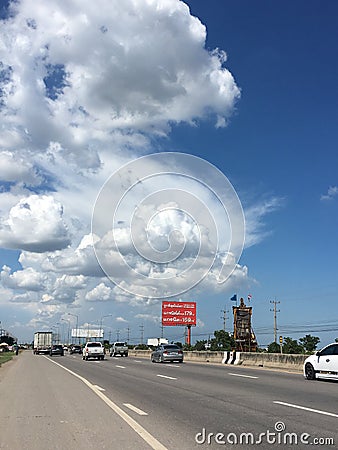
[[304, 343, 338, 381]]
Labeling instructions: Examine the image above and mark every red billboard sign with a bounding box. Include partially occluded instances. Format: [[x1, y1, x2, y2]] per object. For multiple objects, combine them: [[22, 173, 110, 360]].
[[162, 301, 196, 326]]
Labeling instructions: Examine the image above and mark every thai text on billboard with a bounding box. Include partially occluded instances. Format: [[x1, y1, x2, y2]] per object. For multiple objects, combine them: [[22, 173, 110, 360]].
[[71, 328, 103, 338], [162, 301, 196, 326]]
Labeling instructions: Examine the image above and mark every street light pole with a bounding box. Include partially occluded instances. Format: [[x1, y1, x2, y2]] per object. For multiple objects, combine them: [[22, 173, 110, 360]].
[[68, 313, 79, 344], [61, 318, 71, 346], [100, 314, 112, 343], [56, 322, 60, 344]]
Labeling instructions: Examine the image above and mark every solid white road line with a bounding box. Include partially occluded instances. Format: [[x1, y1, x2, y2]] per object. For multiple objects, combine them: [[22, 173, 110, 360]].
[[94, 385, 105, 391], [115, 365, 126, 369], [166, 364, 180, 368], [274, 401, 338, 418], [157, 374, 177, 380], [123, 403, 148, 416], [46, 357, 168, 450], [228, 373, 259, 379]]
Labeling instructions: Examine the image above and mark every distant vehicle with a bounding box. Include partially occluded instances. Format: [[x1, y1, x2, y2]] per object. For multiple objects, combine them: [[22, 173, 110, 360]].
[[151, 344, 183, 363], [69, 344, 82, 354], [82, 342, 105, 360], [304, 343, 338, 381], [110, 342, 128, 357], [50, 344, 64, 357], [33, 332, 53, 355], [147, 338, 169, 347]]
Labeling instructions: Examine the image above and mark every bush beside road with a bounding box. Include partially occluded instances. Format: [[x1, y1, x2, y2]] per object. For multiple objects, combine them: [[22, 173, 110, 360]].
[[0, 351, 15, 367]]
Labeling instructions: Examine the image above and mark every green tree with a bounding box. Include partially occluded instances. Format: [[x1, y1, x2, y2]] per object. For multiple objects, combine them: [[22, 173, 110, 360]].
[[210, 330, 235, 351], [267, 341, 280, 353], [135, 344, 148, 350], [283, 337, 303, 354], [183, 343, 193, 351], [194, 340, 207, 351], [299, 335, 320, 353]]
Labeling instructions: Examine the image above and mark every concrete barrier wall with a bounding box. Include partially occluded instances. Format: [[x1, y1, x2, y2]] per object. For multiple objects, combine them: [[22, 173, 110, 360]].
[[129, 349, 307, 371], [184, 351, 224, 363], [129, 350, 151, 358], [239, 352, 307, 371]]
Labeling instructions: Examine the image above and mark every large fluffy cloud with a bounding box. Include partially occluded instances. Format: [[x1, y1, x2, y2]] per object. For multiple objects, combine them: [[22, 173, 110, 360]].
[[0, 0, 240, 157], [0, 194, 71, 252], [0, 0, 278, 339]]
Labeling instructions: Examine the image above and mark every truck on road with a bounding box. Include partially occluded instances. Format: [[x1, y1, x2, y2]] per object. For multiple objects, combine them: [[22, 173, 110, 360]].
[[110, 342, 128, 357], [33, 331, 53, 355], [82, 341, 105, 360], [147, 338, 169, 348]]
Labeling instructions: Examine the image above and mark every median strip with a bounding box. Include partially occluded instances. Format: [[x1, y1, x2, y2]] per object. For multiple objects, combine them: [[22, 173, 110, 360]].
[[274, 401, 338, 418]]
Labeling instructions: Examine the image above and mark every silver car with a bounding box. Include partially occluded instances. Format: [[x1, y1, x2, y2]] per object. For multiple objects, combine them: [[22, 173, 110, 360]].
[[304, 342, 338, 381], [151, 344, 183, 363]]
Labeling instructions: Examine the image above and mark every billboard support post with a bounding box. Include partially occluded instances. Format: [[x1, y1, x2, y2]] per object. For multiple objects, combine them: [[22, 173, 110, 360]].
[[186, 325, 192, 346]]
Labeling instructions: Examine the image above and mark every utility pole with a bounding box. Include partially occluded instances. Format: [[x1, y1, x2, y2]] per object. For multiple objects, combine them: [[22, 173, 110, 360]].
[[139, 324, 144, 345], [220, 308, 229, 332], [270, 300, 280, 343]]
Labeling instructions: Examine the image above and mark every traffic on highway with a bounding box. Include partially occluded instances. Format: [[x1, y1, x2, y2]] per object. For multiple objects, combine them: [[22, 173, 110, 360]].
[[1, 349, 337, 449]]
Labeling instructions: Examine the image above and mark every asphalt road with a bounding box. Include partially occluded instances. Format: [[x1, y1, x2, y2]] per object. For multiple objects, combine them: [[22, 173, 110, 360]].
[[0, 351, 337, 449]]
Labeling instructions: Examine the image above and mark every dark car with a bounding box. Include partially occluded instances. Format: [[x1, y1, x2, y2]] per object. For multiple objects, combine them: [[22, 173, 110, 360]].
[[151, 344, 183, 363], [50, 344, 64, 356], [69, 344, 82, 354]]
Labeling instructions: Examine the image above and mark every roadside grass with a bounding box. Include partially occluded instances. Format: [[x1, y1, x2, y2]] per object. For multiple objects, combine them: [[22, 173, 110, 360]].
[[0, 352, 14, 366]]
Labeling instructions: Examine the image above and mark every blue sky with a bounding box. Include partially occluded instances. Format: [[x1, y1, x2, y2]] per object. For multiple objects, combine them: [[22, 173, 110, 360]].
[[0, 0, 337, 347]]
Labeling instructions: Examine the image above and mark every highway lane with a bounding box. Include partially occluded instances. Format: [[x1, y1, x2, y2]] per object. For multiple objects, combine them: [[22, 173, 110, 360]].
[[58, 352, 338, 449], [0, 351, 159, 450]]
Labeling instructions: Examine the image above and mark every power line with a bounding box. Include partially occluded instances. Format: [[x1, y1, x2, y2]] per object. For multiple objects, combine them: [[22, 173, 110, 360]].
[[220, 307, 229, 332], [270, 300, 280, 343]]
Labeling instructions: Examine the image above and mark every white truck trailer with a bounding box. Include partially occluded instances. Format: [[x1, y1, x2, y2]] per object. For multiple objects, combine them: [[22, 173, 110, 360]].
[[33, 331, 53, 354], [147, 338, 169, 347]]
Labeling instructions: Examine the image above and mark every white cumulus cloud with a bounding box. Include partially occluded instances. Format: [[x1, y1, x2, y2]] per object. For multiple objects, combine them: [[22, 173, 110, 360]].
[[321, 186, 338, 201], [0, 194, 71, 252]]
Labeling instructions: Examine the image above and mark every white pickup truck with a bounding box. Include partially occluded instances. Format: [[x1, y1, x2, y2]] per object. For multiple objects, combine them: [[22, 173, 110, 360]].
[[110, 342, 128, 357], [82, 341, 105, 360]]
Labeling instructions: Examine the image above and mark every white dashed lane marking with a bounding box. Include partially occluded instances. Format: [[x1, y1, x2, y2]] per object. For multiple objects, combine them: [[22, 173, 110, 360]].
[[157, 374, 177, 380], [123, 403, 148, 416], [274, 401, 338, 418], [228, 373, 258, 379]]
